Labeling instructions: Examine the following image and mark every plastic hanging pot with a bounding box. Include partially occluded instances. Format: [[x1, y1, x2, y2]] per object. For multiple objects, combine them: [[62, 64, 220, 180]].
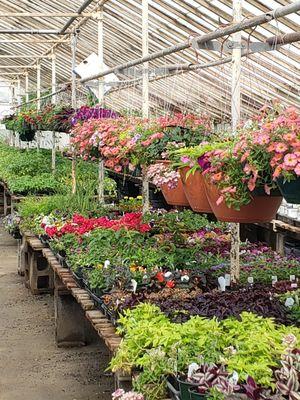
[[180, 167, 212, 213], [276, 176, 300, 204], [204, 181, 282, 223], [156, 160, 190, 207], [19, 122, 36, 142]]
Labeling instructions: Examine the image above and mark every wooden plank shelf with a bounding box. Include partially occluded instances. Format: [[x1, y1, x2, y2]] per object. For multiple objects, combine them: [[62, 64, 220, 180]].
[[41, 245, 122, 354]]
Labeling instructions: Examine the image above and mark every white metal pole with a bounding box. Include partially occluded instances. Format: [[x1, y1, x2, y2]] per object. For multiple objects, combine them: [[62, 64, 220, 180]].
[[98, 8, 105, 204], [25, 71, 29, 103], [71, 34, 78, 194], [36, 61, 41, 151], [51, 50, 57, 173], [230, 0, 242, 283], [51, 51, 57, 105], [142, 0, 150, 214], [36, 62, 41, 110]]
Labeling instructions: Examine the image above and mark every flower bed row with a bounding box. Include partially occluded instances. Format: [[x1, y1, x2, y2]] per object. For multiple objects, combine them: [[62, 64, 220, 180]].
[[0, 143, 116, 197], [6, 191, 299, 400]]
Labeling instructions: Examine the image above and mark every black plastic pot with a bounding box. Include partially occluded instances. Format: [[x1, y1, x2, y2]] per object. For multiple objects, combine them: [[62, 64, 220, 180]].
[[188, 388, 207, 400], [18, 123, 36, 142], [277, 177, 300, 204], [177, 377, 198, 400]]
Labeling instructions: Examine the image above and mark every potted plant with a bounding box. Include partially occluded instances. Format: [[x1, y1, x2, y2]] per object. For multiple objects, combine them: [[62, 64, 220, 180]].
[[202, 125, 282, 222], [258, 106, 300, 204], [147, 161, 190, 206], [171, 143, 218, 213]]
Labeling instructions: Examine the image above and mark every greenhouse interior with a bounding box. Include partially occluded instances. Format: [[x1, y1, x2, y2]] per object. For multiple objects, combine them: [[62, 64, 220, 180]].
[[0, 1, 299, 400]]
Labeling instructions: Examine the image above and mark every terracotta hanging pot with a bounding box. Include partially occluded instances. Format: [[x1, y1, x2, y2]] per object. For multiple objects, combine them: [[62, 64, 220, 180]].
[[204, 181, 282, 223], [161, 179, 190, 207], [180, 167, 212, 213], [155, 160, 190, 206]]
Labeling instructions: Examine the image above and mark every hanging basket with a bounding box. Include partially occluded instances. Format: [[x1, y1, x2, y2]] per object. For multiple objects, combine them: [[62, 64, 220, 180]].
[[180, 167, 212, 213], [276, 177, 300, 204], [204, 181, 282, 223], [161, 179, 190, 207], [18, 122, 36, 142], [154, 160, 190, 207]]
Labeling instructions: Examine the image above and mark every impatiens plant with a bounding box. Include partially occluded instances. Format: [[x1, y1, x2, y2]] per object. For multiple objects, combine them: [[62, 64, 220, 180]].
[[146, 162, 179, 189]]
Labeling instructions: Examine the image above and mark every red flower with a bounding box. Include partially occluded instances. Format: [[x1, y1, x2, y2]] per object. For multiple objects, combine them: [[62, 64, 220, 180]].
[[166, 280, 175, 288], [156, 272, 164, 283]]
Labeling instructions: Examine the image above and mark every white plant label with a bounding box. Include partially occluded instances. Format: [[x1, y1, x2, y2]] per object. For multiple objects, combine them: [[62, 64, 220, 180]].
[[285, 297, 295, 308], [225, 274, 231, 286], [290, 275, 296, 281], [131, 279, 138, 294], [218, 276, 226, 292], [248, 276, 254, 284]]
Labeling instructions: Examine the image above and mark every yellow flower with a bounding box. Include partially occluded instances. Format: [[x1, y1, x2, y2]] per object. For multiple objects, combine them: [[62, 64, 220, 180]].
[[137, 195, 143, 200]]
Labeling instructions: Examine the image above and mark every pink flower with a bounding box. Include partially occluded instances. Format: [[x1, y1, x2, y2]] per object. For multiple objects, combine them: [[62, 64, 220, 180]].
[[273, 165, 283, 178], [253, 133, 270, 145], [264, 184, 271, 195], [283, 132, 296, 142], [275, 142, 288, 153], [294, 163, 300, 176], [283, 153, 297, 168], [216, 195, 224, 206], [180, 156, 190, 164], [247, 178, 256, 192]]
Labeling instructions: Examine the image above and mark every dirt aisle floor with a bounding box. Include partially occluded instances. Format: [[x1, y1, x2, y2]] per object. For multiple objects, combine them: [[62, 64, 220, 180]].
[[0, 225, 114, 400]]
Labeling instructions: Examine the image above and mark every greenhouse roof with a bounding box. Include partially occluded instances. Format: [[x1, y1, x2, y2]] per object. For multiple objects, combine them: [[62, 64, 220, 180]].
[[0, 0, 299, 119]]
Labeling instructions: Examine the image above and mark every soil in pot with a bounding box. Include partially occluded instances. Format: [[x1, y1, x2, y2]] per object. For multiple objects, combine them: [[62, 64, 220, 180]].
[[180, 167, 212, 213], [277, 177, 300, 204], [204, 182, 282, 223]]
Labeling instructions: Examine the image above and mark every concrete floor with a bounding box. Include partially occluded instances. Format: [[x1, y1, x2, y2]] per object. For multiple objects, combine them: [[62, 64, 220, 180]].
[[0, 225, 114, 400]]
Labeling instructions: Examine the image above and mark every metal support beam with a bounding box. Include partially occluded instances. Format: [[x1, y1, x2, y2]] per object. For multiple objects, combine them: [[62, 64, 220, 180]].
[[51, 51, 57, 105], [36, 62, 41, 111], [0, 29, 70, 35], [230, 0, 242, 283], [71, 33, 78, 194], [142, 0, 150, 214], [16, 77, 22, 107], [97, 8, 105, 204], [60, 0, 96, 34], [0, 12, 94, 18], [81, 0, 300, 83], [25, 72, 29, 103], [0, 65, 36, 68], [0, 55, 51, 59]]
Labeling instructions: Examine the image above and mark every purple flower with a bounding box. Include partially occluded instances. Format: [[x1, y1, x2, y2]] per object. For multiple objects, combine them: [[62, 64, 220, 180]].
[[198, 155, 210, 171]]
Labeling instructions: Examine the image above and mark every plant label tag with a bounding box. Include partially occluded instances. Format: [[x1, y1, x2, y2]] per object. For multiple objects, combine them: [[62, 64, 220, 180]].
[[225, 274, 231, 286], [104, 260, 110, 269], [291, 283, 298, 289], [131, 279, 138, 294], [290, 275, 296, 281], [285, 297, 295, 308], [247, 276, 254, 284], [218, 276, 226, 292], [271, 276, 277, 284], [187, 363, 199, 379]]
